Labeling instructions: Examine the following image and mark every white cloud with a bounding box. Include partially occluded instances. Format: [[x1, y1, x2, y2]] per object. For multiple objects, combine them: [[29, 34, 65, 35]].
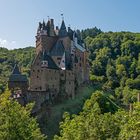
[[0, 38, 7, 45], [0, 38, 18, 49]]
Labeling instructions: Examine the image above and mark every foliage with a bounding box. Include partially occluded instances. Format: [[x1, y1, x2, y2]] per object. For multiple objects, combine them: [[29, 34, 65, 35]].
[[81, 27, 102, 39], [54, 91, 140, 140], [39, 85, 97, 140], [0, 47, 35, 94], [87, 32, 140, 105], [0, 90, 46, 140], [1, 28, 140, 139]]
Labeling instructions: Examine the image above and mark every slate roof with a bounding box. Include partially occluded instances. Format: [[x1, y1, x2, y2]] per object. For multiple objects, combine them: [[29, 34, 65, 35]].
[[42, 51, 59, 69], [59, 20, 68, 37], [12, 64, 21, 74], [9, 64, 28, 82], [50, 40, 65, 56], [9, 74, 28, 82]]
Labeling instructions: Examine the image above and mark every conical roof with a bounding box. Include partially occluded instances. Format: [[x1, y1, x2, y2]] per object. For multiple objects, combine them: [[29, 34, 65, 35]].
[[59, 20, 67, 37], [9, 64, 28, 82]]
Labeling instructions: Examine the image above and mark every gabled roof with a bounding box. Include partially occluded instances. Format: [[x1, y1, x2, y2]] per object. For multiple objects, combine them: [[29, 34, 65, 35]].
[[42, 51, 60, 69], [50, 40, 65, 56], [59, 20, 67, 37]]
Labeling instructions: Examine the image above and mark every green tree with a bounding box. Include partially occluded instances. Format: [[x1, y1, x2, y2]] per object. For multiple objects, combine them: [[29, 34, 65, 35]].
[[0, 90, 46, 140], [54, 91, 140, 140]]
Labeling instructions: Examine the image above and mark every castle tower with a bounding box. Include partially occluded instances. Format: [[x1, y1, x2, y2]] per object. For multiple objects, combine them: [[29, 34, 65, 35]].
[[8, 64, 28, 91], [36, 19, 57, 54], [59, 20, 68, 37], [8, 64, 28, 105]]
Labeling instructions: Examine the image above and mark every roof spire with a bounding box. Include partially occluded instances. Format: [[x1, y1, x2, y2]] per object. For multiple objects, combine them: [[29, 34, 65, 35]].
[[61, 13, 64, 20], [59, 15, 67, 37], [42, 19, 46, 30]]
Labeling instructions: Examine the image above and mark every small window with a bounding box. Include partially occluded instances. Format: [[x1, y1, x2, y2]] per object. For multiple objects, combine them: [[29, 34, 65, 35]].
[[33, 69, 35, 72], [38, 70, 40, 72], [37, 76, 39, 78], [61, 73, 64, 77], [57, 57, 61, 60]]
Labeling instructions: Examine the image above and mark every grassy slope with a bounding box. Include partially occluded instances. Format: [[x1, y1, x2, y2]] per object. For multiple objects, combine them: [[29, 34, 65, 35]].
[[39, 84, 100, 140]]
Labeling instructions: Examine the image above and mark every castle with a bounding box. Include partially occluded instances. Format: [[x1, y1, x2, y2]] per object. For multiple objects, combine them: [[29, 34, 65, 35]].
[[8, 18, 89, 111]]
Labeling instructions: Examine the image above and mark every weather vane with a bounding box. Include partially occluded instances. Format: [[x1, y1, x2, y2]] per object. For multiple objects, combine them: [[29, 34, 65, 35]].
[[61, 13, 64, 20], [47, 16, 50, 20]]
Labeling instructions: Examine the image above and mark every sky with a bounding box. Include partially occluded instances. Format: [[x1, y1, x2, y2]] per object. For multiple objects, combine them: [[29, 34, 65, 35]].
[[0, 0, 140, 49]]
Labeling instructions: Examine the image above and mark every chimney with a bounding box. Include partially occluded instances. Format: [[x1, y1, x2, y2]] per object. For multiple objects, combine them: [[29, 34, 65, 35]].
[[50, 19, 54, 29], [56, 26, 59, 30], [55, 26, 59, 36], [68, 27, 71, 31]]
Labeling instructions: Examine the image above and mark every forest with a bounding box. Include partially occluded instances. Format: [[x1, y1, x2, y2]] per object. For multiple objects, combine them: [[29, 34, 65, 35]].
[[0, 28, 140, 139]]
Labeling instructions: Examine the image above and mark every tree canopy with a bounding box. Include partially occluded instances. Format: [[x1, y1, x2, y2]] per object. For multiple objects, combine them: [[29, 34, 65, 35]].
[[0, 90, 46, 140], [54, 91, 140, 140]]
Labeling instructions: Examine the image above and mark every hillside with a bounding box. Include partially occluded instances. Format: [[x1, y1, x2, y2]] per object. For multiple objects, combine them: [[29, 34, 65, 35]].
[[0, 28, 140, 139], [0, 47, 35, 93], [86, 31, 140, 106]]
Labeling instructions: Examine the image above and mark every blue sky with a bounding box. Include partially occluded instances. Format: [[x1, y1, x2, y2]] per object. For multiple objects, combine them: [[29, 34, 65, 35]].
[[0, 0, 140, 49]]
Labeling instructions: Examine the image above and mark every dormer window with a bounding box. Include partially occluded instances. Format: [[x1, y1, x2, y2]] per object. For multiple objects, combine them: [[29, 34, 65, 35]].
[[41, 60, 48, 67]]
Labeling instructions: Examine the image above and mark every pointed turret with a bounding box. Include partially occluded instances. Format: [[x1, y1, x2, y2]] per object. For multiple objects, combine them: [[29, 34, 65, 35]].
[[46, 20, 51, 35], [59, 20, 67, 37], [37, 22, 42, 33], [39, 22, 42, 29], [39, 20, 47, 35], [49, 19, 55, 36], [42, 20, 46, 30]]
